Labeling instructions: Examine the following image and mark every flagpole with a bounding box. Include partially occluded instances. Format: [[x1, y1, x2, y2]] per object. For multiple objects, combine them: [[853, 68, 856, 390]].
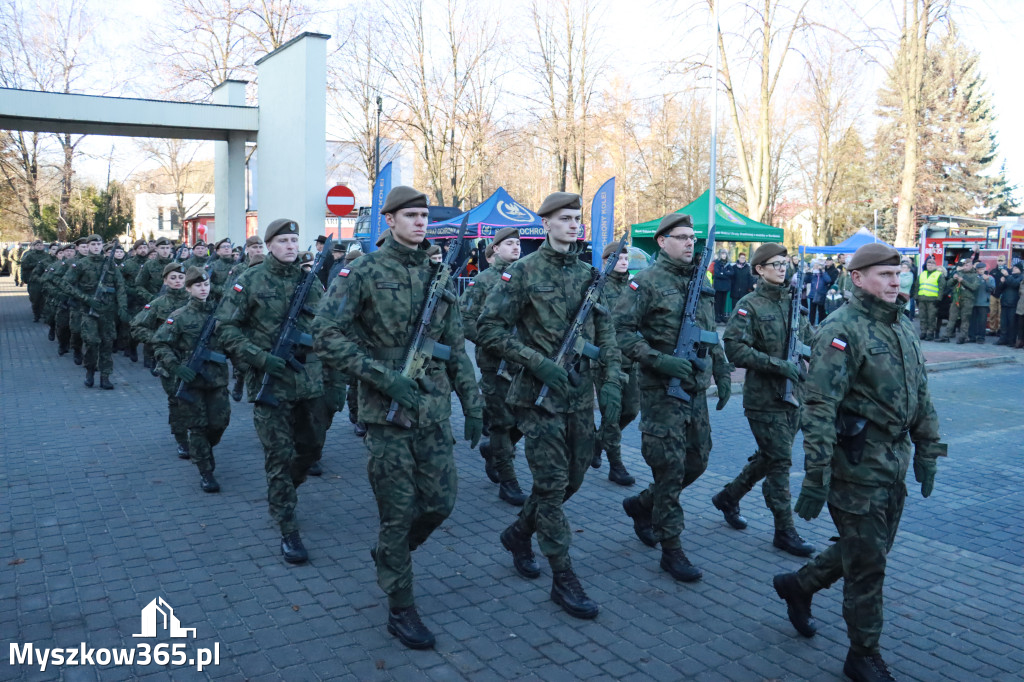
[[708, 0, 720, 239]]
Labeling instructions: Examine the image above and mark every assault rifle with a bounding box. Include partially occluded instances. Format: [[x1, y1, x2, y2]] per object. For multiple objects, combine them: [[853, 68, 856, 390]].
[[87, 242, 119, 318], [782, 262, 811, 407], [534, 234, 628, 411], [174, 305, 228, 403], [255, 237, 333, 407], [665, 224, 720, 403], [386, 216, 469, 428], [496, 328, 517, 381]]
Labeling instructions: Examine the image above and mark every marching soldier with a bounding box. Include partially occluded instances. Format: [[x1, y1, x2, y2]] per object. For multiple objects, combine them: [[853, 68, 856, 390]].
[[773, 243, 946, 682], [121, 240, 151, 362], [313, 186, 483, 649], [477, 191, 621, 620], [226, 236, 265, 401], [207, 238, 235, 302], [711, 243, 815, 556], [21, 240, 49, 322], [183, 239, 210, 271], [63, 236, 128, 389], [135, 237, 176, 369], [63, 238, 91, 364], [132, 263, 192, 456], [613, 213, 732, 583], [28, 242, 58, 325], [460, 227, 528, 505], [38, 244, 67, 342], [592, 241, 639, 486], [215, 219, 330, 565], [153, 267, 231, 493]]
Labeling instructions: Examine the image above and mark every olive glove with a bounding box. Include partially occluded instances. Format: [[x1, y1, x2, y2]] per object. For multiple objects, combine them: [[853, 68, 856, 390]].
[[715, 377, 731, 411], [532, 357, 569, 393], [794, 482, 827, 521], [173, 365, 197, 383], [260, 353, 288, 378], [913, 457, 937, 498], [775, 359, 803, 383], [464, 416, 483, 448], [652, 354, 693, 379], [382, 370, 420, 410], [598, 382, 621, 427]]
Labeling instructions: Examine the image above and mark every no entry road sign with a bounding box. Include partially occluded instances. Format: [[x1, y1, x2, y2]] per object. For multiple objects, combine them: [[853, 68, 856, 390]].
[[326, 185, 355, 217]]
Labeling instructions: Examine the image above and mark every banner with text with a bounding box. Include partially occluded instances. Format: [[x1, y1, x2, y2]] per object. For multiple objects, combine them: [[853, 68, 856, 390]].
[[367, 162, 393, 252], [591, 177, 616, 269]]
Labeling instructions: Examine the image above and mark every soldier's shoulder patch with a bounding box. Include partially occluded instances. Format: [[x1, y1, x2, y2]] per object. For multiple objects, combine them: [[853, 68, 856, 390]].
[[71, 263, 77, 268], [830, 337, 847, 351], [232, 283, 243, 292], [144, 304, 151, 310], [467, 280, 475, 286], [501, 271, 512, 282], [338, 268, 350, 277], [165, 318, 174, 325], [629, 280, 639, 291], [737, 308, 748, 316]]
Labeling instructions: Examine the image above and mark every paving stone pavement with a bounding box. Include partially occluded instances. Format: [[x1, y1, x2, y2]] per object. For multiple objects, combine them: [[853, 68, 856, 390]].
[[1, 277, 1022, 681]]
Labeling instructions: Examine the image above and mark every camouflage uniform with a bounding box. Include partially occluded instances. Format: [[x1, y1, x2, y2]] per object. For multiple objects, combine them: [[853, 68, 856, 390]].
[[794, 287, 944, 656], [215, 253, 327, 536], [135, 255, 174, 300], [152, 297, 231, 475], [477, 239, 620, 571], [939, 268, 979, 342], [595, 268, 641, 470], [182, 254, 209, 273], [29, 252, 56, 323], [63, 253, 128, 378], [132, 288, 192, 448], [720, 280, 811, 531], [49, 258, 74, 353], [206, 254, 236, 302], [37, 256, 62, 334], [614, 252, 731, 549], [21, 247, 49, 320], [460, 256, 523, 484], [313, 236, 482, 609]]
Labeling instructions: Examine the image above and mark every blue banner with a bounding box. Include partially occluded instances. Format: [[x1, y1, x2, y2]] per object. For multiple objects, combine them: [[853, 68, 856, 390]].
[[590, 177, 615, 268], [367, 162, 392, 252]]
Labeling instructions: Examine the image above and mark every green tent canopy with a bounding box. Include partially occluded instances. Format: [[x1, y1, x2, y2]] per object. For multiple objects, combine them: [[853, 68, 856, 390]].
[[631, 191, 784, 241]]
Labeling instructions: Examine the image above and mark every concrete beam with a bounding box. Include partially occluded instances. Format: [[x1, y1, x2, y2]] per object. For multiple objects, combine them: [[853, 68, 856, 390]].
[[0, 88, 258, 141], [212, 81, 249, 248]]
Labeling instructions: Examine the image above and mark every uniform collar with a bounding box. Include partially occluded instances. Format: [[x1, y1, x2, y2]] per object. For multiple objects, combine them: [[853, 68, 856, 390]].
[[758, 281, 788, 301], [187, 296, 215, 312], [538, 238, 583, 266], [493, 256, 513, 273], [382, 235, 429, 267], [656, 251, 696, 278], [850, 287, 903, 323], [265, 252, 301, 277], [609, 269, 629, 283]]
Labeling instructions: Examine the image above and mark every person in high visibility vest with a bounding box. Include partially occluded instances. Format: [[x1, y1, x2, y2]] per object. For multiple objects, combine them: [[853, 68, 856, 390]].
[[916, 257, 946, 340]]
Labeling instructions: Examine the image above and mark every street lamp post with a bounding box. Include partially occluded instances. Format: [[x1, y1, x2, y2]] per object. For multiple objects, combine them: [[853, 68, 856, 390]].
[[375, 95, 382, 185]]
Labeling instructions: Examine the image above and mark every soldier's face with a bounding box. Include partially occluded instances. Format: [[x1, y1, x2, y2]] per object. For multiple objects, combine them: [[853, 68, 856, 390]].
[[386, 208, 429, 247], [114, 248, 125, 260], [268, 234, 300, 263], [852, 265, 901, 303], [247, 243, 264, 258], [757, 257, 788, 286], [193, 245, 208, 257], [156, 244, 172, 258], [137, 245, 149, 257], [613, 253, 630, 273], [77, 245, 89, 256], [543, 209, 582, 247], [49, 246, 59, 255], [430, 252, 443, 264], [87, 241, 102, 255], [188, 280, 211, 301], [33, 243, 44, 250], [495, 238, 521, 262], [658, 227, 696, 263], [164, 272, 186, 289], [217, 244, 232, 257]]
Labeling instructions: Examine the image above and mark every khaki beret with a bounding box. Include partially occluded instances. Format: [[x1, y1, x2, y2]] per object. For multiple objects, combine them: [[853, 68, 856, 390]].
[[654, 213, 694, 240], [265, 218, 300, 243], [847, 243, 901, 271], [602, 241, 628, 260], [244, 235, 263, 247], [162, 262, 187, 278], [74, 237, 88, 246], [184, 266, 209, 287], [132, 239, 147, 249], [32, 239, 42, 245], [485, 242, 495, 259], [154, 237, 173, 247], [297, 250, 314, 265], [376, 228, 391, 247], [345, 249, 363, 264], [493, 227, 519, 248], [214, 238, 231, 250], [426, 244, 441, 256], [85, 234, 102, 244], [381, 186, 428, 214], [750, 243, 788, 268], [538, 192, 582, 217], [248, 253, 265, 267]]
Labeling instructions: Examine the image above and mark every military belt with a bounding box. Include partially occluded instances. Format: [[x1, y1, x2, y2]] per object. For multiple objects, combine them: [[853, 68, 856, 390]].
[[371, 346, 408, 361]]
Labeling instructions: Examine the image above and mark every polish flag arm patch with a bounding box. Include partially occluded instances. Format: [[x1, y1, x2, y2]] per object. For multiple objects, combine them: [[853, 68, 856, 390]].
[[737, 308, 748, 316], [830, 338, 847, 351], [467, 280, 475, 286], [629, 281, 639, 291], [501, 272, 512, 281], [233, 283, 243, 292], [144, 304, 151, 309], [338, 268, 350, 277], [165, 318, 174, 325]]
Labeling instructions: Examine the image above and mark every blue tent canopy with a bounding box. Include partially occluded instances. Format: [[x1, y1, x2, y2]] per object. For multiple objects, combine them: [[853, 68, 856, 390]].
[[800, 228, 918, 256], [427, 187, 546, 239]]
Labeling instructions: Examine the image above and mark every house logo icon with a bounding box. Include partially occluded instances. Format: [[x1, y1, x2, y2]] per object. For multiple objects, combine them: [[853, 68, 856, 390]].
[[132, 597, 197, 639]]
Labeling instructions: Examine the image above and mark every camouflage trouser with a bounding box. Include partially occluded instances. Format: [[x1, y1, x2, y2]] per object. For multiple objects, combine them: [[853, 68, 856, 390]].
[[514, 407, 594, 571], [346, 381, 359, 422], [722, 407, 799, 531], [917, 299, 940, 337], [366, 421, 456, 609], [81, 311, 117, 374], [28, 281, 44, 319], [480, 370, 521, 482], [253, 398, 327, 535], [941, 302, 973, 341], [797, 479, 906, 656], [160, 376, 191, 447], [989, 298, 1000, 334], [182, 386, 231, 474], [596, 367, 640, 466], [55, 303, 71, 349], [319, 371, 348, 435], [636, 388, 713, 549], [70, 306, 83, 354]]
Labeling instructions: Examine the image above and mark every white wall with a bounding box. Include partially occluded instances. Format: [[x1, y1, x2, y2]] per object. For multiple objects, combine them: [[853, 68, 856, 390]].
[[133, 193, 214, 240]]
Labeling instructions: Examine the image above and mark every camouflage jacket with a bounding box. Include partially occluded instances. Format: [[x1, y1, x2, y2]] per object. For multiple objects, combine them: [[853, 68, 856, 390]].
[[599, 269, 636, 375], [802, 287, 944, 495], [313, 236, 481, 426], [460, 256, 513, 372], [30, 254, 56, 285], [950, 270, 980, 306], [20, 249, 48, 283], [206, 255, 236, 301], [62, 253, 127, 314], [131, 288, 190, 346], [215, 253, 324, 403], [152, 297, 229, 388], [135, 256, 173, 300], [182, 255, 209, 272], [476, 238, 620, 413], [614, 252, 731, 394], [227, 260, 249, 282], [724, 281, 812, 412], [121, 254, 149, 304]]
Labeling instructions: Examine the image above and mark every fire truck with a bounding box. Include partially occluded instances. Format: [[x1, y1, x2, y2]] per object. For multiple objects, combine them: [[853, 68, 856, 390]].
[[919, 215, 1024, 272]]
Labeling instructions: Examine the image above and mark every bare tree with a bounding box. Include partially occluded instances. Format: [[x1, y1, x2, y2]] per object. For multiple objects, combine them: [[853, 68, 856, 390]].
[[137, 139, 214, 237], [242, 0, 316, 54]]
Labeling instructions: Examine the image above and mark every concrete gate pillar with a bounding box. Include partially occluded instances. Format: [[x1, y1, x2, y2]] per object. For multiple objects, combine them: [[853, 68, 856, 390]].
[[211, 80, 248, 247]]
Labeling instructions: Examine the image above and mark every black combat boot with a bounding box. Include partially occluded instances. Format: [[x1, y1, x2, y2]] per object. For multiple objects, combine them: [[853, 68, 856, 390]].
[[231, 375, 244, 402], [128, 344, 138, 362], [100, 375, 114, 390], [354, 422, 367, 438], [607, 461, 635, 486], [281, 531, 308, 564], [773, 527, 814, 557], [307, 461, 323, 476], [479, 440, 500, 484], [622, 496, 657, 547], [47, 326, 55, 341], [843, 651, 896, 682], [773, 572, 817, 637], [58, 344, 69, 356], [551, 568, 599, 619], [498, 479, 527, 506], [73, 348, 83, 365], [591, 442, 603, 469], [500, 524, 540, 579], [143, 355, 154, 369], [83, 370, 95, 388], [711, 489, 748, 530], [387, 605, 435, 650], [176, 442, 190, 460], [200, 472, 220, 493], [660, 546, 702, 582], [935, 336, 949, 343]]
